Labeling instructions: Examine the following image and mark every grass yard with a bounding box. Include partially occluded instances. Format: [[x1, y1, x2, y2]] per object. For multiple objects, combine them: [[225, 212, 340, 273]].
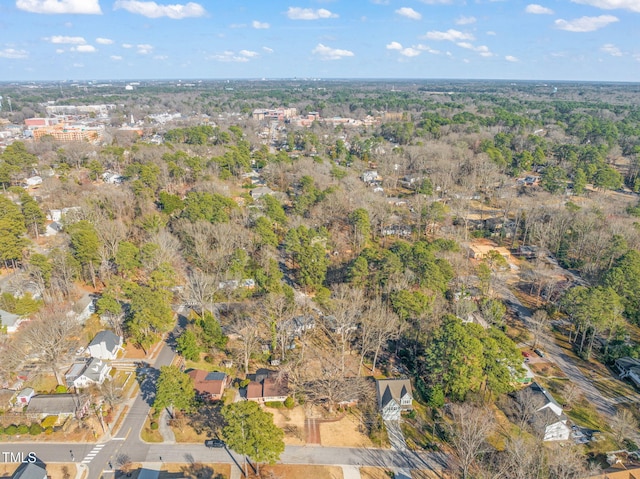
[[360, 467, 394, 479], [528, 362, 567, 379], [171, 423, 209, 443], [320, 412, 375, 448], [141, 416, 163, 443], [270, 406, 306, 446], [246, 465, 343, 479], [591, 377, 637, 400]]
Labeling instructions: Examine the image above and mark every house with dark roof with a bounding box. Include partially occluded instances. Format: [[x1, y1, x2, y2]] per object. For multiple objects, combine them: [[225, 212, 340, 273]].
[[11, 462, 47, 479], [376, 378, 413, 421], [615, 357, 640, 388], [246, 369, 289, 403], [26, 394, 90, 420], [187, 370, 228, 401], [87, 330, 123, 360]]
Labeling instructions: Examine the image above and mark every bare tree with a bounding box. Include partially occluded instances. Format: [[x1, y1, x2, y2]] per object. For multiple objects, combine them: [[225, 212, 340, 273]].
[[231, 313, 264, 375], [546, 443, 591, 479], [184, 268, 216, 314], [611, 408, 636, 443], [327, 285, 365, 375], [99, 379, 124, 409], [18, 305, 81, 384], [529, 309, 551, 350], [499, 436, 546, 479], [357, 296, 402, 374], [510, 388, 543, 430], [445, 403, 496, 479]]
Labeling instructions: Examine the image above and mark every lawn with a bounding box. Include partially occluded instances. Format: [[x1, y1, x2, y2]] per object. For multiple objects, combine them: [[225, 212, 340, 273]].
[[141, 416, 163, 443], [0, 463, 76, 479], [157, 463, 231, 478]]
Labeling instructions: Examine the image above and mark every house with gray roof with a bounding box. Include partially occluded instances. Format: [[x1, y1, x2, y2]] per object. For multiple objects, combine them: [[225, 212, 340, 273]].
[[0, 308, 24, 334], [518, 382, 571, 441], [26, 394, 89, 419], [615, 357, 640, 388], [87, 330, 123, 360], [376, 378, 414, 421], [65, 358, 111, 389], [11, 462, 47, 479]]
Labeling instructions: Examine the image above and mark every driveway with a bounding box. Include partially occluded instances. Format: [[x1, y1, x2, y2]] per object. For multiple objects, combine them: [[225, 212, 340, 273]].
[[384, 420, 408, 451]]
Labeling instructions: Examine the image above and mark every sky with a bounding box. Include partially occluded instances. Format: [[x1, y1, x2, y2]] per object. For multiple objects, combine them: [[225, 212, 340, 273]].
[[0, 0, 639, 82]]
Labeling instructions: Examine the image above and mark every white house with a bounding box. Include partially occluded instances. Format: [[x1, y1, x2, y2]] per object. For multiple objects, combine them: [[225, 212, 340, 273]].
[[15, 388, 35, 406], [615, 357, 640, 388], [66, 358, 111, 389], [523, 382, 571, 441], [0, 308, 24, 334], [376, 378, 414, 421], [24, 176, 43, 187], [87, 330, 123, 360]]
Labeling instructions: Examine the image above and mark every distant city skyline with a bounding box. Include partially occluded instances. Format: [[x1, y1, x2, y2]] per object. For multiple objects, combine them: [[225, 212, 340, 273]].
[[0, 0, 638, 83]]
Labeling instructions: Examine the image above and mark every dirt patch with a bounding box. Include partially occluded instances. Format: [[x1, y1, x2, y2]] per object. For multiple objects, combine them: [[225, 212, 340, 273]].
[[320, 412, 374, 448], [122, 341, 149, 359], [240, 464, 343, 479], [528, 361, 567, 378], [360, 467, 393, 479], [270, 406, 306, 445], [158, 463, 231, 478]]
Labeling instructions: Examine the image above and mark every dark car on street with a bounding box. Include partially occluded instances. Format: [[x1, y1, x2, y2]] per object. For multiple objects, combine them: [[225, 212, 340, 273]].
[[205, 439, 225, 448]]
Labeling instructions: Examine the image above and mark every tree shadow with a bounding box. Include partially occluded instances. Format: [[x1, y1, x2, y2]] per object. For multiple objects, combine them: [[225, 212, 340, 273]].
[[136, 365, 160, 406]]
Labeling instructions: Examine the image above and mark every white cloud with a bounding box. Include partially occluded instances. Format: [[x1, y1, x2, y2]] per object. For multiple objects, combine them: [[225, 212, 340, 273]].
[[72, 44, 96, 52], [229, 23, 247, 28], [386, 41, 403, 50], [47, 35, 86, 44], [252, 20, 270, 29], [486, 30, 496, 36], [505, 55, 519, 62], [600, 43, 622, 56], [96, 37, 114, 45], [400, 47, 421, 57], [525, 4, 554, 14], [114, 0, 206, 19], [122, 43, 133, 48], [423, 29, 474, 41], [286, 7, 338, 20], [554, 15, 618, 32], [570, 0, 640, 12], [416, 44, 440, 54], [455, 15, 476, 25], [137, 43, 153, 54], [55, 48, 64, 54], [312, 43, 354, 60], [72, 62, 83, 67], [210, 50, 255, 62], [16, 0, 102, 14], [419, 0, 454, 4], [395, 7, 422, 20], [0, 48, 28, 59], [456, 42, 493, 56], [262, 46, 274, 53], [154, 55, 168, 60], [110, 55, 123, 60]]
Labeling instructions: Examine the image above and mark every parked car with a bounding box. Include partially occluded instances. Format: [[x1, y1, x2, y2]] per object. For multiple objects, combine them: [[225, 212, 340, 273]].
[[521, 351, 531, 358], [205, 439, 225, 448], [534, 348, 545, 358]]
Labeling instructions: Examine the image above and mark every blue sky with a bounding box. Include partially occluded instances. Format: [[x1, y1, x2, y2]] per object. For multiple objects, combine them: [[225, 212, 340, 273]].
[[0, 0, 638, 82]]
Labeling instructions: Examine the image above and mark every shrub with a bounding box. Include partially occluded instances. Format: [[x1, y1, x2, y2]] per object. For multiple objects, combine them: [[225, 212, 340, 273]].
[[150, 421, 159, 430], [29, 423, 44, 435], [44, 427, 53, 435], [17, 425, 29, 435], [55, 385, 68, 394], [239, 379, 250, 388], [204, 355, 215, 364], [264, 401, 284, 408], [284, 397, 295, 409], [0, 426, 4, 434], [41, 416, 58, 428], [4, 425, 17, 435]]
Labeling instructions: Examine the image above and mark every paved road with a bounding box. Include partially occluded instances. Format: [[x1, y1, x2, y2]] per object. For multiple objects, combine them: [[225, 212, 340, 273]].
[[506, 296, 619, 418]]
